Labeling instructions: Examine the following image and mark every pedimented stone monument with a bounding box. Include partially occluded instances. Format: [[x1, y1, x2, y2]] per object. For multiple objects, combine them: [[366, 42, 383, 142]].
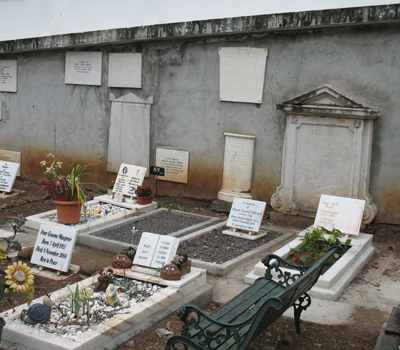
[[271, 84, 379, 224]]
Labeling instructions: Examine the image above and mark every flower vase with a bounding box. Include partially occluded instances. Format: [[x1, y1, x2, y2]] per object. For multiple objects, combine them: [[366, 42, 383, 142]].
[[137, 196, 153, 205], [54, 200, 82, 224]]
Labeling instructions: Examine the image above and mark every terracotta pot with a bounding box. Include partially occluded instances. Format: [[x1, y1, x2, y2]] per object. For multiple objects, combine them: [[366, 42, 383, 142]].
[[137, 196, 153, 205], [53, 200, 82, 224]]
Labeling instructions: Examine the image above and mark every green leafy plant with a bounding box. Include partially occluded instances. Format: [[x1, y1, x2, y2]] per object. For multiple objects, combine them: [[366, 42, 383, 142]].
[[108, 180, 115, 189], [66, 284, 92, 316], [289, 227, 351, 266], [154, 199, 183, 213]]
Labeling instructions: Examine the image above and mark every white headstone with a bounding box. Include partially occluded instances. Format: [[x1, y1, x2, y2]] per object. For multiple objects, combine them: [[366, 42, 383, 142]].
[[314, 194, 366, 235], [31, 224, 77, 273], [0, 150, 21, 176], [65, 51, 102, 86], [156, 148, 189, 184], [113, 163, 147, 197], [150, 235, 180, 269], [0, 161, 20, 193], [133, 232, 160, 267], [227, 197, 266, 233], [108, 53, 142, 88], [0, 60, 17, 92]]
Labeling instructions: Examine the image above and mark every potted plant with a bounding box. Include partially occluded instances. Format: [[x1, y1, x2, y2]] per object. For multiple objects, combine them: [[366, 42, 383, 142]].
[[171, 251, 191, 276], [107, 180, 115, 195], [39, 153, 103, 224], [134, 185, 154, 205]]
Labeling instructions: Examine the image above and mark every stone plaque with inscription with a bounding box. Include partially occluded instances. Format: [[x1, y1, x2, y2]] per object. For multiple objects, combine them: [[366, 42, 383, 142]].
[[0, 161, 20, 193], [65, 51, 102, 86], [0, 60, 17, 92], [0, 150, 21, 176], [314, 194, 366, 235], [227, 198, 266, 233], [218, 133, 255, 202], [219, 47, 268, 104], [108, 53, 142, 88], [156, 148, 189, 184], [113, 163, 146, 197], [31, 224, 77, 272], [133, 232, 159, 267]]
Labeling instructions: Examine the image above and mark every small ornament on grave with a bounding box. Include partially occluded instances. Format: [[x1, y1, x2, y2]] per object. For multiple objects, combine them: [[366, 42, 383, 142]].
[[171, 251, 191, 276], [111, 254, 132, 269], [23, 295, 53, 325], [121, 246, 136, 261], [106, 283, 120, 307], [161, 264, 181, 280], [93, 268, 114, 293]]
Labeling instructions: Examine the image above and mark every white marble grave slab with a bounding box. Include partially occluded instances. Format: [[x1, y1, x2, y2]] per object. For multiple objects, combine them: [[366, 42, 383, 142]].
[[107, 93, 152, 174], [314, 195, 365, 235], [31, 224, 77, 273], [108, 53, 142, 88], [0, 161, 20, 193], [156, 148, 189, 183], [0, 150, 21, 176], [219, 47, 268, 104], [226, 197, 266, 233], [133, 232, 159, 267], [65, 51, 102, 86], [113, 163, 146, 197], [0, 60, 17, 92]]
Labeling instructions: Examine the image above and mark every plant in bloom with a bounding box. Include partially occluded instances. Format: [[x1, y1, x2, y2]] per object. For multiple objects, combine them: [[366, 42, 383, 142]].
[[135, 185, 154, 197]]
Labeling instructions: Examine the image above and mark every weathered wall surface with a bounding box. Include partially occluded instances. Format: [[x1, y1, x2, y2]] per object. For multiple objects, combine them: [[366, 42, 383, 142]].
[[0, 5, 399, 223]]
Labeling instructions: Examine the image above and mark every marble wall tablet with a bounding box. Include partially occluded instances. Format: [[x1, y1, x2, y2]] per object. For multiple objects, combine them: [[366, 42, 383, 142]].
[[113, 163, 147, 197], [0, 161, 20, 193], [227, 197, 266, 233], [65, 51, 102, 86], [0, 60, 17, 92], [31, 224, 77, 273], [156, 148, 189, 183], [108, 53, 142, 88], [0, 150, 21, 176], [314, 194, 366, 235]]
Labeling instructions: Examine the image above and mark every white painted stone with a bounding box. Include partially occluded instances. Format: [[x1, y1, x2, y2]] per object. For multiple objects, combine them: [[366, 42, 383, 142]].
[[31, 224, 77, 273], [107, 93, 152, 174], [314, 194, 365, 235], [65, 51, 102, 86], [226, 197, 266, 233], [0, 161, 20, 193], [271, 84, 379, 224], [0, 150, 21, 176], [218, 133, 255, 202], [0, 60, 17, 92], [156, 148, 189, 183], [219, 47, 268, 104], [113, 163, 147, 197], [108, 53, 142, 88]]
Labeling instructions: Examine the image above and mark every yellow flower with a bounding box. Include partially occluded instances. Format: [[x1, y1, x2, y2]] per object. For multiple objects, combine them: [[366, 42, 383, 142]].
[[56, 161, 63, 168], [5, 261, 34, 293], [40, 160, 47, 167], [0, 245, 6, 263]]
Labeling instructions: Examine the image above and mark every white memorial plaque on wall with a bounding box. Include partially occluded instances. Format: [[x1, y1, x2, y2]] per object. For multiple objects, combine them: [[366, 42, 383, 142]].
[[219, 47, 268, 104], [314, 195, 366, 235], [0, 60, 17, 92], [0, 150, 21, 176], [113, 163, 147, 197], [156, 148, 189, 184], [108, 53, 142, 88], [65, 51, 102, 86], [31, 224, 77, 272], [0, 161, 20, 193], [227, 197, 266, 233]]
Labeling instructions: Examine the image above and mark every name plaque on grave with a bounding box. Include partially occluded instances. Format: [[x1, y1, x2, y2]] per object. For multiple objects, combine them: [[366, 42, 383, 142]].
[[114, 163, 147, 197], [156, 148, 189, 183], [0, 60, 17, 92], [0, 161, 20, 193], [227, 197, 266, 233], [65, 51, 102, 86], [0, 150, 21, 176], [314, 194, 366, 235], [31, 224, 77, 272]]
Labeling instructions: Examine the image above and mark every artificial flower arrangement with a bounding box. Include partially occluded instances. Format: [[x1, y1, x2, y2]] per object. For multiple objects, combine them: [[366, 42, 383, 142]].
[[134, 185, 153, 198]]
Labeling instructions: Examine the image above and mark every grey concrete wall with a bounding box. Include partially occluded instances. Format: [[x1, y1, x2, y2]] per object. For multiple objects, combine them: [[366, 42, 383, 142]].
[[0, 5, 399, 224]]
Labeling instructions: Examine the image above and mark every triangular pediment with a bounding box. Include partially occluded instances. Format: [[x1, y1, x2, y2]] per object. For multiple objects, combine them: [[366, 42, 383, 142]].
[[112, 93, 153, 105]]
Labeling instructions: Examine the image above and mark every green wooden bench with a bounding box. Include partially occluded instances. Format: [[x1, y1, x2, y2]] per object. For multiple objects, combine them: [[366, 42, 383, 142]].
[[166, 245, 343, 350]]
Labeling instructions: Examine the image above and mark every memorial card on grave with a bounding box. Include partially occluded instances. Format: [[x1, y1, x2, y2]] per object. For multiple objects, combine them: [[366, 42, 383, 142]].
[[223, 197, 267, 240], [113, 163, 147, 202], [31, 224, 77, 273], [0, 161, 20, 193], [314, 194, 366, 236]]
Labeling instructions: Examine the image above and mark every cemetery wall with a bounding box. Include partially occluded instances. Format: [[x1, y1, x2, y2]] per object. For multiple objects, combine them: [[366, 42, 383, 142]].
[[0, 5, 399, 223]]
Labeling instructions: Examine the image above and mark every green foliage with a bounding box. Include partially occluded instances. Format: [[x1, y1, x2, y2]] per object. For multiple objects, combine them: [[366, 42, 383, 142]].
[[66, 284, 92, 316], [154, 199, 184, 213]]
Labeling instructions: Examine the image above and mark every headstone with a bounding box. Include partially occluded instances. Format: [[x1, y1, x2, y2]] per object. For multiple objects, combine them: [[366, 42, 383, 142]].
[[107, 93, 152, 175], [0, 150, 21, 176], [65, 51, 102, 86], [219, 47, 268, 104], [108, 53, 142, 88], [218, 133, 255, 202], [0, 161, 20, 193], [113, 163, 147, 198], [0, 60, 17, 92], [133, 232, 159, 267], [314, 194, 366, 235], [31, 224, 77, 273], [156, 148, 189, 183]]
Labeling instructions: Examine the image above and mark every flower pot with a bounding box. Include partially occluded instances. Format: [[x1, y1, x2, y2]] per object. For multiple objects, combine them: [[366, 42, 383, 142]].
[[53, 200, 82, 224], [107, 189, 113, 195], [0, 317, 5, 344], [137, 196, 153, 205]]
